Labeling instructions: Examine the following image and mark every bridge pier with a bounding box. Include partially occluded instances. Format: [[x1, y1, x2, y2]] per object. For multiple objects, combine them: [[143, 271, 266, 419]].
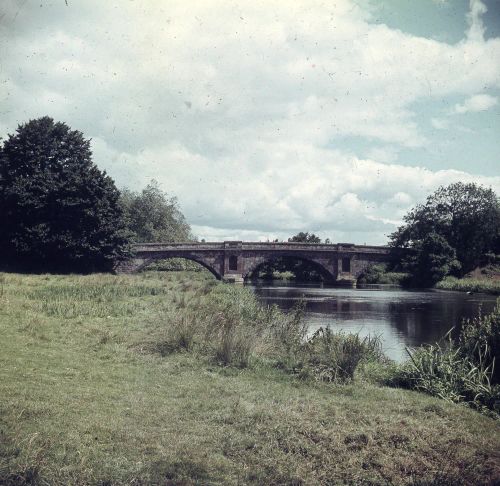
[[222, 241, 244, 283], [222, 274, 244, 284]]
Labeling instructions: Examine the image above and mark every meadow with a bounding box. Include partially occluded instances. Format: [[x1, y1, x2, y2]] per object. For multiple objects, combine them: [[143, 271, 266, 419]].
[[1, 271, 500, 485]]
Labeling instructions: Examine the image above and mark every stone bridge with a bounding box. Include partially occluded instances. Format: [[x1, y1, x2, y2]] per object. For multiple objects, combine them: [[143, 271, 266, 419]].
[[116, 241, 395, 285]]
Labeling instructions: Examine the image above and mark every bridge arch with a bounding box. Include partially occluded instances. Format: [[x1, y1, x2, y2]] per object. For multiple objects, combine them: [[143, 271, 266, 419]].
[[125, 254, 222, 280], [243, 254, 336, 282]]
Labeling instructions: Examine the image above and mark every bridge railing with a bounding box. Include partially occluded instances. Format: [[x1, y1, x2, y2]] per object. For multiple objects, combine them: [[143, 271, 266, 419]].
[[132, 241, 391, 254]]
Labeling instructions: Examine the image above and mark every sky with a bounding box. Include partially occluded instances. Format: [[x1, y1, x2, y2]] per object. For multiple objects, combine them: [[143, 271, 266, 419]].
[[1, 0, 499, 244]]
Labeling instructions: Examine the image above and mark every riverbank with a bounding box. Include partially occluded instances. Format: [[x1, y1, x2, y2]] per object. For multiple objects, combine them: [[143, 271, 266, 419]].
[[436, 276, 500, 295], [1, 272, 499, 485]]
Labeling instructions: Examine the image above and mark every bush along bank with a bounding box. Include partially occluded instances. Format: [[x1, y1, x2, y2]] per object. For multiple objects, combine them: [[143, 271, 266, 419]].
[[357, 264, 410, 287]]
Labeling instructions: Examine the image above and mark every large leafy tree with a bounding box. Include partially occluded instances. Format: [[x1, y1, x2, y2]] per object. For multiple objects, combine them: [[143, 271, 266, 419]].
[[390, 182, 500, 283], [0, 117, 129, 271], [120, 180, 193, 242]]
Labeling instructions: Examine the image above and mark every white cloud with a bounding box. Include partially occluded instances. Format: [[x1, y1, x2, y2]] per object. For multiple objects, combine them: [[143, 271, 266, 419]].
[[454, 94, 499, 114], [92, 138, 500, 244], [431, 118, 449, 129], [1, 0, 499, 243], [466, 0, 488, 42]]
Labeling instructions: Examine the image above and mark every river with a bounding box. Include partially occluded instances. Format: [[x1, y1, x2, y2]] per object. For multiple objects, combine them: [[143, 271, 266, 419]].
[[248, 282, 498, 362]]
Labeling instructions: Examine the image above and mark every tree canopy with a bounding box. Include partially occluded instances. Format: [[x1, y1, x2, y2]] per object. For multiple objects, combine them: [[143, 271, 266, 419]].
[[390, 182, 500, 284], [120, 180, 193, 243], [0, 117, 129, 271], [288, 232, 322, 243]]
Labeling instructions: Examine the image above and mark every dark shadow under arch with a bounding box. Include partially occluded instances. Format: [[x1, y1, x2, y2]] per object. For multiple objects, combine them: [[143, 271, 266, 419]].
[[245, 255, 335, 283]]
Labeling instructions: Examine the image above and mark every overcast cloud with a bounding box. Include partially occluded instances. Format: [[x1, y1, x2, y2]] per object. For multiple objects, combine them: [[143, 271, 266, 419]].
[[1, 0, 499, 243]]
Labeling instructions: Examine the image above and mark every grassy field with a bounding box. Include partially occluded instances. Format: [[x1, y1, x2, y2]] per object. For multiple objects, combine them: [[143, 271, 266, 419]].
[[1, 271, 500, 485]]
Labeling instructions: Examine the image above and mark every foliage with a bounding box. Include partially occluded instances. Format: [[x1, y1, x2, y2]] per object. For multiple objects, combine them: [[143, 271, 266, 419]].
[[120, 180, 193, 243], [402, 232, 462, 287], [255, 232, 326, 281], [390, 182, 500, 285], [140, 257, 204, 272], [256, 256, 326, 282], [357, 263, 410, 286], [391, 302, 500, 415], [393, 342, 499, 415], [0, 117, 129, 272], [460, 301, 500, 384], [288, 231, 322, 243]]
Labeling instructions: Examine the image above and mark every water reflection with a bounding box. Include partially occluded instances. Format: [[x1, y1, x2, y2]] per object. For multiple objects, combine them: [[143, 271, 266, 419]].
[[248, 282, 498, 362]]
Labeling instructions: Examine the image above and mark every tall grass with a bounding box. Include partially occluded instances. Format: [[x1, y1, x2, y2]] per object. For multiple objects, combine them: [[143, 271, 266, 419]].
[[436, 276, 500, 295], [460, 302, 500, 384], [143, 276, 383, 380], [295, 327, 385, 382]]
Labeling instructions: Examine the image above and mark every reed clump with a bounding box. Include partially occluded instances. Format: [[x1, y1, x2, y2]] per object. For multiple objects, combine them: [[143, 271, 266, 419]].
[[296, 327, 385, 382]]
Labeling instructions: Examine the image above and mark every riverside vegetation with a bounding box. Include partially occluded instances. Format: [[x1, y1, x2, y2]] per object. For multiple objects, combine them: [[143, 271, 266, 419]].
[[435, 263, 500, 295], [1, 271, 500, 485]]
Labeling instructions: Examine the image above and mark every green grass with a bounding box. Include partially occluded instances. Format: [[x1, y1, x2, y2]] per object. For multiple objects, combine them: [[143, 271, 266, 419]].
[[1, 271, 500, 484], [436, 276, 500, 295]]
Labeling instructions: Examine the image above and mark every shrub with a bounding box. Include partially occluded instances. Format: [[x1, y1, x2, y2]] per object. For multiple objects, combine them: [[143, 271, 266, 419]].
[[357, 264, 409, 286]]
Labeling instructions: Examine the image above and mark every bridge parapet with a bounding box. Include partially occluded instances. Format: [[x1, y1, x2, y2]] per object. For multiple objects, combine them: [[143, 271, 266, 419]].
[[133, 242, 226, 253], [132, 241, 391, 254]]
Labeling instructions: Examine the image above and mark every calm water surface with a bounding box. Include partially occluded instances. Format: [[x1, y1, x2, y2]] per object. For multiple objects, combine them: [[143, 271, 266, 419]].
[[248, 282, 498, 362]]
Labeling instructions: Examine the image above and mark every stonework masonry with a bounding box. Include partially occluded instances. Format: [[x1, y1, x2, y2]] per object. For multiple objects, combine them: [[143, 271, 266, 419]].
[[115, 241, 396, 286]]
